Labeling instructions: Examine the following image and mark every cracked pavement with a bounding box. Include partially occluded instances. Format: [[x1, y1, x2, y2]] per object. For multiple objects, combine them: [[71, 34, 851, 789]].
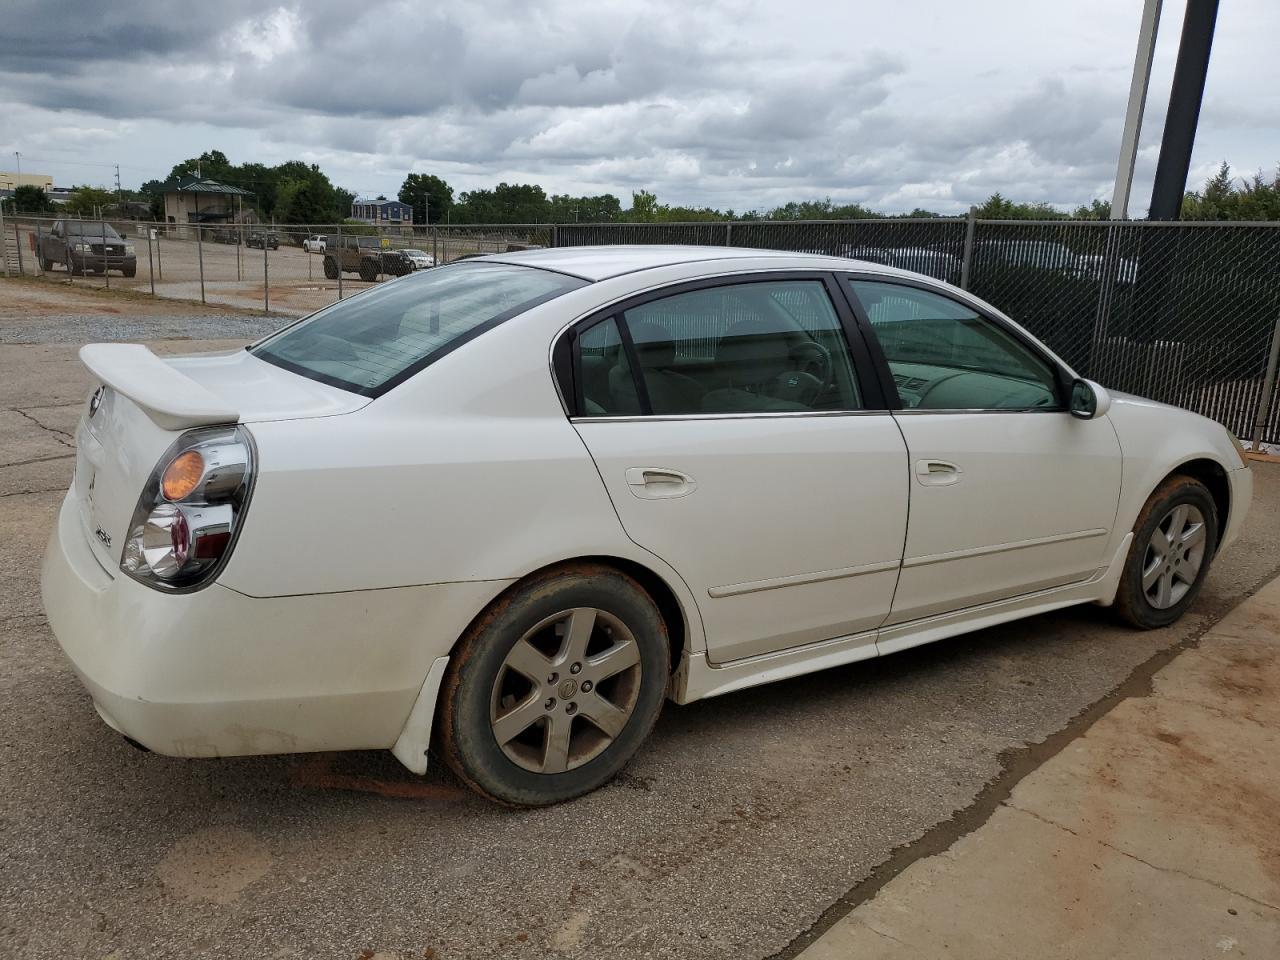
[[3, 278, 1280, 959]]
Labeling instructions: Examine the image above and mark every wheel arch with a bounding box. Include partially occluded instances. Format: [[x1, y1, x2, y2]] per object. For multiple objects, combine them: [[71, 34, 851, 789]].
[[451, 555, 690, 676], [1161, 456, 1231, 553]]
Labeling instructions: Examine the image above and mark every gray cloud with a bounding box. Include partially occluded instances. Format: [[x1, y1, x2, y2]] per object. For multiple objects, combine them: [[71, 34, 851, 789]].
[[1, 0, 1276, 214]]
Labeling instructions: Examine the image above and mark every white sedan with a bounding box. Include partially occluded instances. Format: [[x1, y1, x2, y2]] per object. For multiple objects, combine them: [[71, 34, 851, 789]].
[[42, 246, 1251, 805]]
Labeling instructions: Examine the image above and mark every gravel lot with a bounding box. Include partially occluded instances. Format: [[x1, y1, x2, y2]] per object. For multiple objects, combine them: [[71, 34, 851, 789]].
[[3, 277, 1279, 959]]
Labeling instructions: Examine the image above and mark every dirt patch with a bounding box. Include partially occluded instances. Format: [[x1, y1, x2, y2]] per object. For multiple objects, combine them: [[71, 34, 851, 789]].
[[155, 826, 274, 905]]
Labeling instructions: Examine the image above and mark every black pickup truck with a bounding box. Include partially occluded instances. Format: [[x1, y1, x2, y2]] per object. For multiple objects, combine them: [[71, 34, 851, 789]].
[[39, 220, 137, 277]]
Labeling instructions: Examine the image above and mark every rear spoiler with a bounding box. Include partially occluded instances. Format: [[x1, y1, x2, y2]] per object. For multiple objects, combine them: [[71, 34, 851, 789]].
[[79, 344, 239, 431]]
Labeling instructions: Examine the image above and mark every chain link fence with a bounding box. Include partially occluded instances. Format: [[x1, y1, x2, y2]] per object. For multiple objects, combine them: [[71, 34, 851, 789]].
[[3, 210, 1278, 443]]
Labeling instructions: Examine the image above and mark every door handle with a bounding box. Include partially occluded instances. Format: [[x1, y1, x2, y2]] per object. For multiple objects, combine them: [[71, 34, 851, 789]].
[[915, 459, 962, 486], [625, 467, 697, 499]]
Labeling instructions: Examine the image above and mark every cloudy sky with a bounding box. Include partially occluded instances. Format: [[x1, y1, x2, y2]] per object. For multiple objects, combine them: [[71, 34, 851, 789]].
[[1, 0, 1277, 215]]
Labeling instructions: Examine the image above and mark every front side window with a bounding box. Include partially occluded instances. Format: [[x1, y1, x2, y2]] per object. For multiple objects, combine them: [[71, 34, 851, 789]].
[[253, 262, 585, 396], [850, 280, 1060, 411], [577, 279, 862, 416]]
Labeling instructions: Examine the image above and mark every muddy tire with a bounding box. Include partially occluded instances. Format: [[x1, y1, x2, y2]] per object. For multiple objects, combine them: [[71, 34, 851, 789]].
[[1115, 475, 1218, 629], [438, 563, 669, 806], [322, 256, 339, 280], [359, 259, 379, 282], [123, 265, 136, 278]]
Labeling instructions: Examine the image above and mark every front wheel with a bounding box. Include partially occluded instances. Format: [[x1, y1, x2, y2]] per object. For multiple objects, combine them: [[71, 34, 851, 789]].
[[322, 257, 339, 280], [438, 564, 670, 806], [358, 259, 379, 282], [1115, 475, 1218, 629]]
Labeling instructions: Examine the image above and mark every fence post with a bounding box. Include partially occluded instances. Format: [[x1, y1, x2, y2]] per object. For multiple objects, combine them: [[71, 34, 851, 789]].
[[725, 221, 732, 246], [196, 222, 206, 304], [263, 230, 269, 314], [336, 222, 343, 301], [14, 219, 25, 276], [156, 227, 162, 280], [0, 201, 8, 278], [1251, 312, 1280, 450], [101, 220, 108, 289], [35, 222, 43, 276], [147, 229, 156, 296], [550, 223, 558, 249], [960, 206, 977, 290], [432, 226, 439, 265]]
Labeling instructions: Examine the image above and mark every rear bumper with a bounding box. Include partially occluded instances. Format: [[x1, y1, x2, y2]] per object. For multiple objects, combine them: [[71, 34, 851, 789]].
[[40, 491, 502, 760]]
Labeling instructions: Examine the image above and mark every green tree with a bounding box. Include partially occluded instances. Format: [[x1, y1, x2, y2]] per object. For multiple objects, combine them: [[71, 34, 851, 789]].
[[627, 190, 660, 222], [398, 173, 454, 224], [274, 172, 340, 224], [64, 186, 116, 217], [11, 184, 55, 214], [454, 182, 550, 223], [1181, 162, 1280, 220], [973, 193, 1066, 220], [1071, 199, 1112, 220]]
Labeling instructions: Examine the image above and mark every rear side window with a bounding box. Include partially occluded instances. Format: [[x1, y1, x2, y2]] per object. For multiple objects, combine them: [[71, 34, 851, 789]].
[[577, 280, 862, 416], [252, 263, 585, 396]]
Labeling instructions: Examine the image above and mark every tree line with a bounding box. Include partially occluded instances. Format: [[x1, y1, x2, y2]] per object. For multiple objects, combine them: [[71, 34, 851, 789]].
[[4, 152, 1278, 223]]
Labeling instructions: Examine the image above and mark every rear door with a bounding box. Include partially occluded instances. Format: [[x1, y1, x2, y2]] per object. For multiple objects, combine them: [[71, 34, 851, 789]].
[[564, 273, 909, 664], [843, 277, 1122, 638]]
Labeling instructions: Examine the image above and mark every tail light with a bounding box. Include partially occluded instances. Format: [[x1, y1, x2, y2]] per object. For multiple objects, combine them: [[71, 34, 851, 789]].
[[121, 425, 255, 591]]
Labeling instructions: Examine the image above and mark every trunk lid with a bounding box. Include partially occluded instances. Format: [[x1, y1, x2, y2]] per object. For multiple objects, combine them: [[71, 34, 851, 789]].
[[72, 344, 368, 574]]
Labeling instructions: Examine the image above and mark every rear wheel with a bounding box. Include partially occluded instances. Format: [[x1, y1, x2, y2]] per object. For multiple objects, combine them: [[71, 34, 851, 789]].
[[123, 265, 136, 278], [322, 257, 339, 280], [1115, 475, 1218, 629], [359, 259, 379, 282], [438, 564, 669, 806]]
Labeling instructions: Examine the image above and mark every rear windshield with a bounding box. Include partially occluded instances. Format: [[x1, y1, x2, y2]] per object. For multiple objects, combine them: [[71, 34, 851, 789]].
[[65, 222, 122, 239], [251, 262, 586, 396]]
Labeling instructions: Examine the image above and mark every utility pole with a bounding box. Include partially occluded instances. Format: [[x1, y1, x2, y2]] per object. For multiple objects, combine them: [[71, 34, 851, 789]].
[[13, 152, 20, 179], [1111, 0, 1162, 219], [1149, 0, 1220, 220], [114, 164, 123, 208]]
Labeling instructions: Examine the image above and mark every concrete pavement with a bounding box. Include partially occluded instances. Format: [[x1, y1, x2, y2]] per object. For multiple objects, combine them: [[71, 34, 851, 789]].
[[797, 575, 1280, 959]]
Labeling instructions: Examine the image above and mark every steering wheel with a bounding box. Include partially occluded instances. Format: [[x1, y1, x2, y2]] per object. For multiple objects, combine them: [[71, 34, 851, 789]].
[[787, 341, 834, 399]]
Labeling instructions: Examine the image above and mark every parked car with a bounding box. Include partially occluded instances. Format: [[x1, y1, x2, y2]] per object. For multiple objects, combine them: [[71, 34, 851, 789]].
[[322, 235, 398, 281], [209, 227, 241, 245], [844, 246, 961, 281], [38, 220, 137, 277], [245, 230, 280, 250], [397, 248, 435, 270], [303, 235, 328, 253], [978, 239, 1088, 278], [42, 247, 1251, 806]]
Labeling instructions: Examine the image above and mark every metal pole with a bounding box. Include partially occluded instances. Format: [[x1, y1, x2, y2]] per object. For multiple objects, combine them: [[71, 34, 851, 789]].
[[1149, 0, 1220, 220], [196, 222, 206, 303], [156, 228, 162, 281], [0, 200, 8, 278], [236, 224, 242, 281], [336, 222, 343, 301], [101, 219, 108, 289], [36, 222, 43, 276], [725, 221, 732, 246], [1112, 0, 1162, 219], [14, 219, 25, 275], [263, 230, 269, 313], [960, 206, 977, 290], [1251, 313, 1280, 450], [147, 229, 155, 296], [432, 226, 438, 265]]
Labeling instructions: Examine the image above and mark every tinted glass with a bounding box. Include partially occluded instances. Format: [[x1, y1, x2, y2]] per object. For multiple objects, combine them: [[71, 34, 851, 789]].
[[253, 263, 585, 395], [851, 280, 1059, 410], [578, 280, 861, 416], [65, 222, 122, 239]]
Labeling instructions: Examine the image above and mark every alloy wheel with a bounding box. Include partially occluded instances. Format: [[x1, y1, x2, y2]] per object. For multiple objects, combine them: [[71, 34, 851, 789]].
[[1141, 503, 1206, 609], [489, 607, 642, 774]]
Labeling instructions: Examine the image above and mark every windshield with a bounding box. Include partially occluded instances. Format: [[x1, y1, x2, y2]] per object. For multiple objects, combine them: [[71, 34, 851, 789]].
[[65, 222, 122, 239], [251, 262, 586, 396]]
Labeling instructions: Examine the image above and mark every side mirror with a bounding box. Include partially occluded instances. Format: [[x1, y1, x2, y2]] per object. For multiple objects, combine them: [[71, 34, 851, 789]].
[[1069, 378, 1112, 420]]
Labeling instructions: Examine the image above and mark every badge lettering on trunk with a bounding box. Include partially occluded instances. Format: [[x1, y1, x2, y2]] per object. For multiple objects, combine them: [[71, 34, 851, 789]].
[[94, 527, 112, 548]]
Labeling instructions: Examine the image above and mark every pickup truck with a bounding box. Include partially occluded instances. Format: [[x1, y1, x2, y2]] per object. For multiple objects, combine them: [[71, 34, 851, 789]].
[[39, 220, 137, 277], [302, 235, 327, 253], [322, 237, 412, 281]]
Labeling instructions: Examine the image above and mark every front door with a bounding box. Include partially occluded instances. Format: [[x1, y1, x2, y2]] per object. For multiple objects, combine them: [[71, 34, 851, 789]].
[[845, 278, 1122, 631], [568, 274, 909, 664]]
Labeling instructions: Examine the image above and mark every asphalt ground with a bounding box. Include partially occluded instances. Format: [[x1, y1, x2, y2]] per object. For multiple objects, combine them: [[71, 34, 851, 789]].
[[3, 279, 1279, 959]]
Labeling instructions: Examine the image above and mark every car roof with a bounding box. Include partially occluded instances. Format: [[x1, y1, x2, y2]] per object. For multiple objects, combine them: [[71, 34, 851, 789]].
[[479, 244, 897, 282]]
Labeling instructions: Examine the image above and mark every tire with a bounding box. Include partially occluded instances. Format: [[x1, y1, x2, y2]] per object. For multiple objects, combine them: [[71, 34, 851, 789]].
[[123, 265, 136, 278], [1115, 475, 1219, 629], [359, 259, 379, 282], [438, 563, 670, 806], [322, 257, 339, 280], [40, 256, 52, 272]]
